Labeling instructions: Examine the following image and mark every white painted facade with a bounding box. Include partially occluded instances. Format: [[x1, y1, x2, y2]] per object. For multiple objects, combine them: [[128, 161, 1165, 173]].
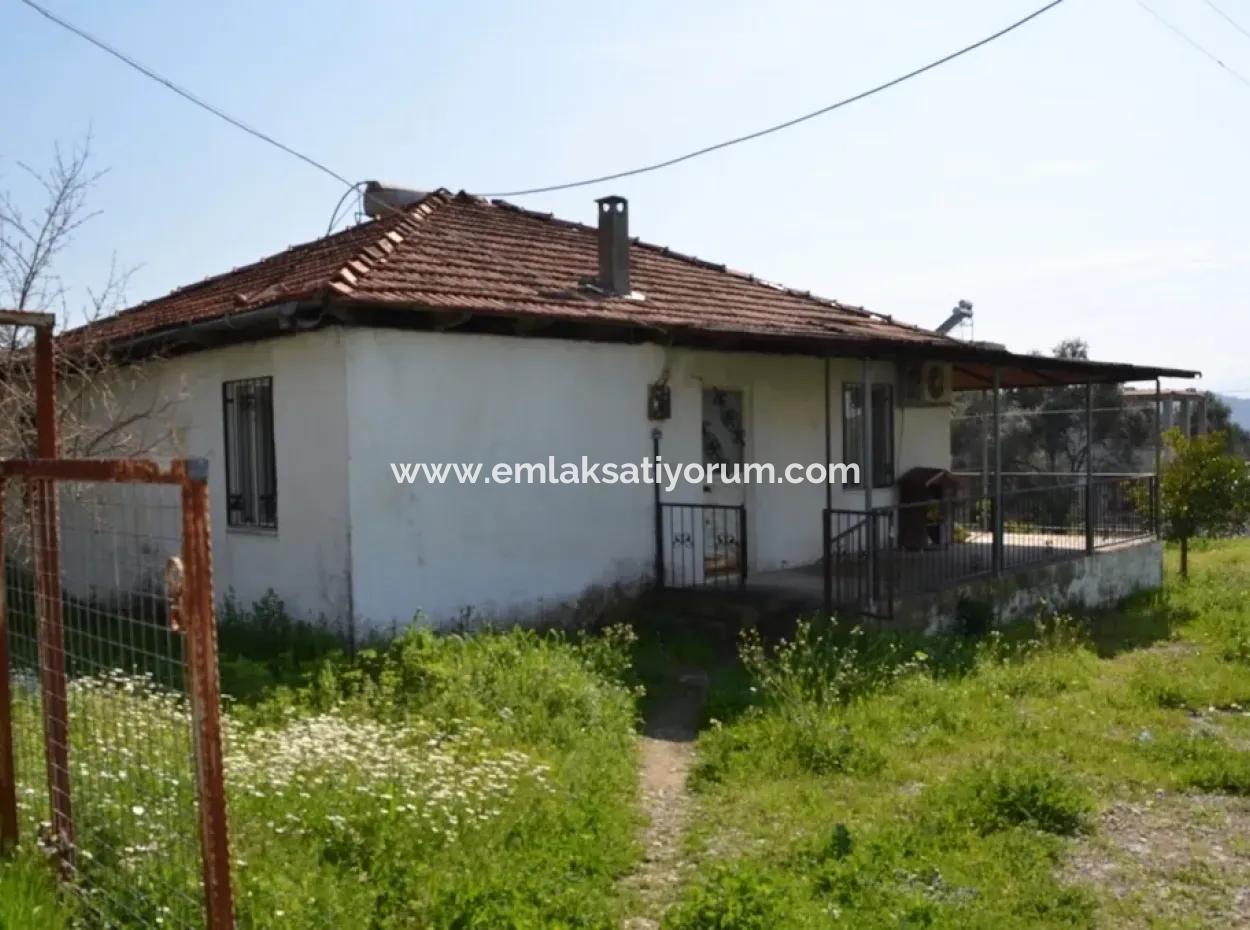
[[77, 330, 354, 627], [107, 327, 953, 633]]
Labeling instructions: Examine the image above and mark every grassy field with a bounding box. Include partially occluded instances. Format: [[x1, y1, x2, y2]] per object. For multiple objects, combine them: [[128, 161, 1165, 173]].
[[664, 540, 1250, 929], [6, 542, 1250, 928], [4, 606, 642, 929]]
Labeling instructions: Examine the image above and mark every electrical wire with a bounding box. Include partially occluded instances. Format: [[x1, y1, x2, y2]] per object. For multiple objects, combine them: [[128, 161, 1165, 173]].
[[18, 0, 356, 188], [1202, 0, 1250, 41], [326, 182, 368, 235], [480, 0, 1067, 197], [1137, 0, 1250, 88], [22, 0, 1068, 221]]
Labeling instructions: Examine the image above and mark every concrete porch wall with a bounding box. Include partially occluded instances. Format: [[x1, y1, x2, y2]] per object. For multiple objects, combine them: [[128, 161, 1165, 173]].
[[893, 541, 1164, 634]]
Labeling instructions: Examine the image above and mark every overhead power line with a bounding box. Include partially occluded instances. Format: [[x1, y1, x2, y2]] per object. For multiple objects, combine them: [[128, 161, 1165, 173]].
[[18, 0, 355, 188], [1202, 0, 1250, 41], [481, 0, 1068, 197], [22, 0, 1067, 215], [1137, 0, 1250, 88]]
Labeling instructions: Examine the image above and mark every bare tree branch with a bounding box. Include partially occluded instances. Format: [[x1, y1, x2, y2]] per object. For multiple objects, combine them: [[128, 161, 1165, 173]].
[[1, 134, 176, 463]]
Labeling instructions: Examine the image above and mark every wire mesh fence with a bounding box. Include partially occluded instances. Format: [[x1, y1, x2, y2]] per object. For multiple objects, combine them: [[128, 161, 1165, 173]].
[[0, 460, 234, 929]]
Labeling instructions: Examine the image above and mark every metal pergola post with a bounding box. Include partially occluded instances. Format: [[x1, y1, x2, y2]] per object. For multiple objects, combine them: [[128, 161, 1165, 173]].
[[992, 367, 1003, 576], [861, 358, 875, 604], [1085, 382, 1095, 554], [822, 358, 833, 619], [652, 428, 663, 587], [1154, 378, 1162, 535]]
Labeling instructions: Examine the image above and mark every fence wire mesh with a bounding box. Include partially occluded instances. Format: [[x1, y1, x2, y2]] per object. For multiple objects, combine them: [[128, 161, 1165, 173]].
[[1, 467, 233, 929]]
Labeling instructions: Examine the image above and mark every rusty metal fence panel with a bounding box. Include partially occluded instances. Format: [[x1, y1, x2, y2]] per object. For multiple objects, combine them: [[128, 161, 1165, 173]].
[[0, 458, 234, 930]]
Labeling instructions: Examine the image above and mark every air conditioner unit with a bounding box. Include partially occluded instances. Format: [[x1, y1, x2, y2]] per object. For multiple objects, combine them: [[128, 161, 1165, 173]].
[[900, 361, 952, 407]]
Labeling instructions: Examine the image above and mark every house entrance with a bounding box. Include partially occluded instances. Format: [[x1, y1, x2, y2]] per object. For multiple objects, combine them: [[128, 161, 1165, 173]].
[[700, 387, 746, 578]]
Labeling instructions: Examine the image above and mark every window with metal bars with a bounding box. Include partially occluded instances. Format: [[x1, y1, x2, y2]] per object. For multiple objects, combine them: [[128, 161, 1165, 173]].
[[222, 377, 277, 529], [843, 382, 895, 489]]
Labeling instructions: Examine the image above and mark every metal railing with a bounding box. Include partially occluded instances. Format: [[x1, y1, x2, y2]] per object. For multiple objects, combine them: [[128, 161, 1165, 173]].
[[1091, 474, 1157, 548], [822, 508, 892, 617], [999, 481, 1088, 571], [657, 502, 747, 589], [823, 474, 1158, 618]]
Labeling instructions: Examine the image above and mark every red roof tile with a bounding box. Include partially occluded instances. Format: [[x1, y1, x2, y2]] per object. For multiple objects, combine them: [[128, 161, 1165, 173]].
[[71, 190, 956, 350]]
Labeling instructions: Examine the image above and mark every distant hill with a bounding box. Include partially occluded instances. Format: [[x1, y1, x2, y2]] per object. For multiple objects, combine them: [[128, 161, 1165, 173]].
[[1220, 395, 1250, 432]]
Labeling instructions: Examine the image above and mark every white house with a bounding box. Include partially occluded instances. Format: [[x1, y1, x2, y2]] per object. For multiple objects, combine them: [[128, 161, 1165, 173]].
[[67, 188, 1197, 635]]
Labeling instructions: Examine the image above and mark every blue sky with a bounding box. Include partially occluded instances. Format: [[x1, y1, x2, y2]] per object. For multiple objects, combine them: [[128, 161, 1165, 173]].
[[2, 0, 1247, 391]]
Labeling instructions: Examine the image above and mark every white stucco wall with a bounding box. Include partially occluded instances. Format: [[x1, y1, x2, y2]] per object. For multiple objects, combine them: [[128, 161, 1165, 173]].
[[341, 330, 953, 629], [60, 331, 353, 627], [342, 330, 663, 629], [53, 326, 953, 634]]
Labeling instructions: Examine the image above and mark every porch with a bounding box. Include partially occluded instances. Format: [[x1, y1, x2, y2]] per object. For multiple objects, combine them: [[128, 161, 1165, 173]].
[[650, 350, 1190, 627], [658, 473, 1159, 622]]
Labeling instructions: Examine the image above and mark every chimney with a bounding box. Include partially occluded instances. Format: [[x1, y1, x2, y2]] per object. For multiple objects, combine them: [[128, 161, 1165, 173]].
[[596, 195, 630, 296]]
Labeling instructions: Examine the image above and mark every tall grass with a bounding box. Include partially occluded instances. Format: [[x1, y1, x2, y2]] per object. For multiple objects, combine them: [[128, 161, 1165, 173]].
[[7, 600, 642, 929], [670, 541, 1250, 929], [0, 854, 72, 930]]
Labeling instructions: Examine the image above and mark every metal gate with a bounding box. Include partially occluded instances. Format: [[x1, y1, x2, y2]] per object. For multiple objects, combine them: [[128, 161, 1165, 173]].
[[0, 457, 234, 929]]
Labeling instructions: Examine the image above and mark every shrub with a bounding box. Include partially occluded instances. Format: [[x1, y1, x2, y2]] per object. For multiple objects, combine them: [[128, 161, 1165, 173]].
[[272, 623, 641, 751], [663, 862, 815, 930], [1129, 658, 1190, 709], [932, 761, 1092, 836], [956, 597, 994, 637], [1144, 731, 1250, 794], [217, 590, 343, 699], [694, 706, 881, 785], [1205, 609, 1250, 665], [739, 620, 930, 710]]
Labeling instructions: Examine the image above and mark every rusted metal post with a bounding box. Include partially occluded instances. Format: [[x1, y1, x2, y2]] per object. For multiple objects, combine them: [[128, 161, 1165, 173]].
[[30, 323, 74, 870], [0, 477, 18, 855], [180, 463, 236, 930], [34, 327, 56, 460], [30, 478, 73, 869]]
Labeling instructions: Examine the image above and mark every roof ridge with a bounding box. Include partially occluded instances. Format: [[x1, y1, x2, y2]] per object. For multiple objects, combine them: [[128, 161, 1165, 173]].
[[327, 189, 453, 298], [480, 196, 934, 333]]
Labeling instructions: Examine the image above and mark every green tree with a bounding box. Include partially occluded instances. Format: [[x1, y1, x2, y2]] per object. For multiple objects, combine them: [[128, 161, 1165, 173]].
[[1190, 393, 1250, 457], [950, 339, 1151, 477], [1158, 429, 1250, 577]]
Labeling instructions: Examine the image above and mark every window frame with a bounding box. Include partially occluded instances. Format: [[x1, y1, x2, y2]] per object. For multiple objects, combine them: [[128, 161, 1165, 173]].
[[842, 381, 896, 489], [222, 377, 278, 531]]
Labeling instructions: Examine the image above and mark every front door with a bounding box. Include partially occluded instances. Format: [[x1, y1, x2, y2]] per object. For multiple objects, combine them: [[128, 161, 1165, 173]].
[[701, 387, 747, 579]]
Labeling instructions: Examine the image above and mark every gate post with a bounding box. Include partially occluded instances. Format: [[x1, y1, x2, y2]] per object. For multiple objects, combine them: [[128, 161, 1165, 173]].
[[821, 509, 832, 620], [180, 462, 236, 930], [652, 429, 664, 588], [32, 323, 74, 872], [0, 477, 18, 855]]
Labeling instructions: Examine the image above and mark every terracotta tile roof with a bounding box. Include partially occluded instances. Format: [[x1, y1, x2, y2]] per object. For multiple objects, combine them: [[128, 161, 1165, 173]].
[[71, 189, 953, 350]]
